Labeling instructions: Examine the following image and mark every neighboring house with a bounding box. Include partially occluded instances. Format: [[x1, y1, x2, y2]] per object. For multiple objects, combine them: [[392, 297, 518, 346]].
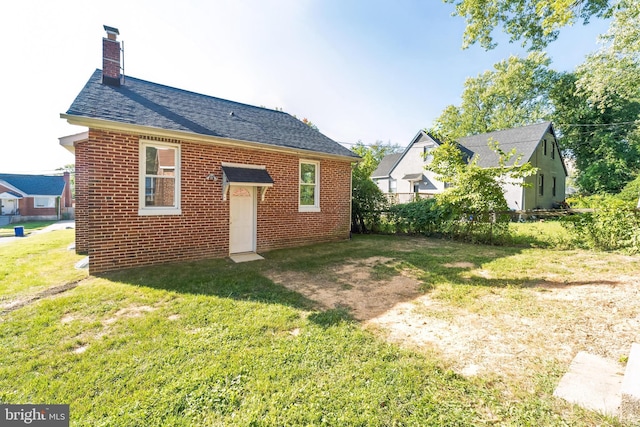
[[372, 132, 447, 204], [0, 173, 72, 224], [374, 122, 567, 210], [59, 26, 358, 274]]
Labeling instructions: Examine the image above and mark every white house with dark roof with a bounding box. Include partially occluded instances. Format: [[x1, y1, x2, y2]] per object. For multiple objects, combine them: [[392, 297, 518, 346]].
[[374, 122, 568, 210]]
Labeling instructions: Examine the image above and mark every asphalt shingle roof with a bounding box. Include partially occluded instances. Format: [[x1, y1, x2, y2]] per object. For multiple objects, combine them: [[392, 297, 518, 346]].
[[371, 153, 402, 178], [66, 70, 358, 159], [0, 174, 66, 196], [458, 122, 552, 168], [222, 166, 274, 185]]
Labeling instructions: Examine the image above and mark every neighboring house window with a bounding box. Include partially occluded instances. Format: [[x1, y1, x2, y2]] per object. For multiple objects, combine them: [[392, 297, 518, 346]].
[[551, 141, 555, 159], [539, 174, 544, 196], [299, 160, 320, 212], [552, 176, 557, 197], [413, 182, 420, 193], [34, 197, 55, 208], [139, 140, 181, 216], [543, 139, 547, 156], [389, 179, 397, 193]]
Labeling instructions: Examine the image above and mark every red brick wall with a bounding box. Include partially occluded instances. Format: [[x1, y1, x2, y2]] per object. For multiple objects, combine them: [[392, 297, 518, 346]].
[[76, 129, 353, 273]]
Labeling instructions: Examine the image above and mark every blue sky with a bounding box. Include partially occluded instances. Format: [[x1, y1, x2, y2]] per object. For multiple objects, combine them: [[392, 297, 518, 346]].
[[1, 0, 610, 173]]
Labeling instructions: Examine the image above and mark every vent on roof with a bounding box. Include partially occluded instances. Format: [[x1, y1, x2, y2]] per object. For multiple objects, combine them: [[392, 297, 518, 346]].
[[102, 25, 124, 87]]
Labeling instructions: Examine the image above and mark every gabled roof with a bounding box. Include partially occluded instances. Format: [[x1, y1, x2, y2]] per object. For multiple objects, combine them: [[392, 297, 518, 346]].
[[372, 130, 441, 179], [0, 174, 65, 196], [458, 122, 553, 168], [64, 70, 358, 160], [371, 153, 402, 178]]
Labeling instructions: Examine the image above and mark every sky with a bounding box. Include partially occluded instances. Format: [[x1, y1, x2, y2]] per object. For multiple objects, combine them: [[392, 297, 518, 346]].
[[0, 0, 611, 174]]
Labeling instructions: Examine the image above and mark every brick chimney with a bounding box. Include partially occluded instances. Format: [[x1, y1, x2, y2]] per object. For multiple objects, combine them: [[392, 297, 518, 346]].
[[102, 25, 121, 86]]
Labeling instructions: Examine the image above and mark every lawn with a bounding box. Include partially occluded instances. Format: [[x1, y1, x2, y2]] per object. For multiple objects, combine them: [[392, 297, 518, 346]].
[[0, 220, 58, 238], [1, 230, 637, 426]]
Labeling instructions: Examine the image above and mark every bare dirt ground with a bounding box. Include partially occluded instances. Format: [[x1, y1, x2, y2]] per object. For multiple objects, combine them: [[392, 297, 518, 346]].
[[266, 251, 640, 381]]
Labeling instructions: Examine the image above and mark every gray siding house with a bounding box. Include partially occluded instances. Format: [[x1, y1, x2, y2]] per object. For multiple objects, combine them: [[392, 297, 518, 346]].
[[373, 122, 568, 210]]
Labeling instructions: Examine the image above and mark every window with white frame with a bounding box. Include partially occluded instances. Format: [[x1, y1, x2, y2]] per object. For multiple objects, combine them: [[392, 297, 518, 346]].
[[34, 197, 56, 208], [538, 174, 544, 196], [389, 179, 397, 193], [139, 140, 181, 215], [299, 160, 320, 212]]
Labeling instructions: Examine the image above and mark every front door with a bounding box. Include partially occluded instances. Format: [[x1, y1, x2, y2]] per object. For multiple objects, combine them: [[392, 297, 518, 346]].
[[1, 199, 15, 215], [229, 186, 256, 254]]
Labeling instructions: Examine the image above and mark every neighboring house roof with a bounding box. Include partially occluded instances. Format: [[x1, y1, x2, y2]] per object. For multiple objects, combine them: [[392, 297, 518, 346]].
[[0, 174, 65, 196], [371, 153, 402, 178], [64, 70, 358, 160], [0, 191, 23, 199], [458, 121, 553, 168]]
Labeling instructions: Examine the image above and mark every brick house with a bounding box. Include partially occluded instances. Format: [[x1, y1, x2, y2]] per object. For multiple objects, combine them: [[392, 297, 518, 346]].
[[0, 173, 72, 224], [60, 26, 358, 274]]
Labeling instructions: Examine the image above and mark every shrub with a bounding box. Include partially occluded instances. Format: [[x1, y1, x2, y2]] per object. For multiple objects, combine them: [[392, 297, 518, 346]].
[[561, 198, 640, 252]]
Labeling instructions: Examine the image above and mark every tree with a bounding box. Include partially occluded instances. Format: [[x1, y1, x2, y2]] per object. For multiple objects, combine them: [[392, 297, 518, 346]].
[[432, 52, 557, 141], [551, 73, 640, 193], [425, 138, 537, 241], [445, 0, 612, 50], [350, 141, 402, 233], [427, 139, 536, 215], [576, 0, 640, 108]]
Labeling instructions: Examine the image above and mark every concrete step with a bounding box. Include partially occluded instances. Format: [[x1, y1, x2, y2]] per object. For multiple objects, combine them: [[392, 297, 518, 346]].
[[554, 344, 640, 424], [553, 351, 624, 416], [621, 343, 640, 424]]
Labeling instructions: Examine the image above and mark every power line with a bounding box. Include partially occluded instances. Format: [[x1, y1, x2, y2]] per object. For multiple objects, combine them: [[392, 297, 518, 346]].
[[556, 120, 640, 128]]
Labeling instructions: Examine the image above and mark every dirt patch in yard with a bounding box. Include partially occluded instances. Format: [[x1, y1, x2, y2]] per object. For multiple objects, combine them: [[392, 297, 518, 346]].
[[266, 255, 640, 380]]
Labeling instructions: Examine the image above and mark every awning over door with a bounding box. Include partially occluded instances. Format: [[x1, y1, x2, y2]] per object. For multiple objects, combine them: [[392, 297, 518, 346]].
[[221, 165, 274, 201], [402, 173, 424, 181]]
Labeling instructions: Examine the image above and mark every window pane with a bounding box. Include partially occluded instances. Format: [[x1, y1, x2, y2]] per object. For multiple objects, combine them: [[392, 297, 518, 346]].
[[300, 185, 315, 206], [145, 146, 159, 175], [145, 177, 175, 207], [300, 163, 316, 184], [146, 146, 176, 176]]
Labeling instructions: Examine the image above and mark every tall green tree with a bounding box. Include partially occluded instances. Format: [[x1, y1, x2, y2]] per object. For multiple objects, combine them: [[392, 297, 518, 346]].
[[432, 52, 557, 141], [551, 73, 640, 193], [576, 0, 640, 108], [444, 0, 612, 50], [351, 141, 402, 233]]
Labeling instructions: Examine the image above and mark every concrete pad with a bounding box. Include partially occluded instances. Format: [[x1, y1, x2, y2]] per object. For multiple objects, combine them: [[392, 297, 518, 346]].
[[74, 257, 90, 270], [554, 351, 624, 416], [621, 343, 640, 424], [230, 252, 264, 263]]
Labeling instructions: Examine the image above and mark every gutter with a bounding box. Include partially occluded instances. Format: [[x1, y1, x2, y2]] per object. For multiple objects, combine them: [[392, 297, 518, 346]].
[[61, 114, 360, 163]]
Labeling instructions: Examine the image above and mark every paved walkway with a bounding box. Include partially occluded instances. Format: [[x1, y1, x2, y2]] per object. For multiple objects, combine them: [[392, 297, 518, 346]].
[[0, 220, 75, 245]]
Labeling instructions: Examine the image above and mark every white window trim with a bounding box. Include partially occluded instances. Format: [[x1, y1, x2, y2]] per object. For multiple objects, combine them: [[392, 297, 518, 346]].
[[138, 140, 182, 216], [299, 160, 320, 212], [34, 196, 56, 208]]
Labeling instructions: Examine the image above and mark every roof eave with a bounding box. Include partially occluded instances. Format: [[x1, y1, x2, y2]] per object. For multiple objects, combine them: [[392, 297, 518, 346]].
[[61, 114, 360, 162]]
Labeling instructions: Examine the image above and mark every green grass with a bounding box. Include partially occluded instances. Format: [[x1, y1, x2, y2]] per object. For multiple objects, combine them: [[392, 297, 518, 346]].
[[0, 230, 633, 426], [0, 229, 87, 301], [0, 220, 58, 237], [508, 219, 575, 248]]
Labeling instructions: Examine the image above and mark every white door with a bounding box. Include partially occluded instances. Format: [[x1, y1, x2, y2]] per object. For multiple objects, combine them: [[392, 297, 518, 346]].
[[1, 199, 15, 215], [229, 186, 256, 254]]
